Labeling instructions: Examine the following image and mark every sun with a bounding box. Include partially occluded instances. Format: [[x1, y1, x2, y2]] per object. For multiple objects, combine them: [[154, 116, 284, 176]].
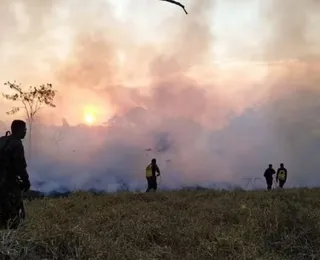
[[83, 106, 97, 125], [84, 113, 95, 125]]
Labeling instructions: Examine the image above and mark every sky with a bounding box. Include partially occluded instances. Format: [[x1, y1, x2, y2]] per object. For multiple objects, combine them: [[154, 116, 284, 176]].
[[0, 0, 320, 192]]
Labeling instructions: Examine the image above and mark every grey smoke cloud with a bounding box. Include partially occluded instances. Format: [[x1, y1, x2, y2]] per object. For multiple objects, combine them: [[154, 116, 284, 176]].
[[0, 0, 319, 192]]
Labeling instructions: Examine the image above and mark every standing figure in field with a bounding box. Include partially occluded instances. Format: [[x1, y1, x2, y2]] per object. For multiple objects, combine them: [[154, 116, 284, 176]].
[[264, 164, 276, 191], [276, 163, 287, 188], [0, 120, 31, 229], [145, 158, 160, 192]]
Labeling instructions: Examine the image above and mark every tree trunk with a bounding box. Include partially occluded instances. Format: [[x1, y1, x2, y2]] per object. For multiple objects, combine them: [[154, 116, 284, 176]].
[[27, 120, 32, 161]]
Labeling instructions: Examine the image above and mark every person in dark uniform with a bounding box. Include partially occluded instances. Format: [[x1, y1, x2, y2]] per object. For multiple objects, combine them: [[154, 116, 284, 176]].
[[145, 158, 160, 192], [263, 164, 275, 191], [0, 120, 31, 229]]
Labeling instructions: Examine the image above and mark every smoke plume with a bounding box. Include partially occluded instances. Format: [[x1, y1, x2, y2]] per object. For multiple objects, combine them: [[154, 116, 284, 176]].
[[0, 0, 320, 193]]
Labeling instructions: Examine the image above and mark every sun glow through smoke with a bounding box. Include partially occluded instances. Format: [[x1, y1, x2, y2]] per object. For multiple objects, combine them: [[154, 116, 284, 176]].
[[84, 113, 95, 125], [83, 106, 98, 125]]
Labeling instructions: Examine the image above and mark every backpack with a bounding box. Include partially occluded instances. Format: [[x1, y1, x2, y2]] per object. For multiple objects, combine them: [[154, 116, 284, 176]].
[[278, 169, 286, 181], [0, 131, 13, 186]]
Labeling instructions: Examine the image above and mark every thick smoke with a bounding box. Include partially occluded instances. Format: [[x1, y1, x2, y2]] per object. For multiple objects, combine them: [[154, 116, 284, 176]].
[[260, 0, 320, 61], [0, 0, 320, 193]]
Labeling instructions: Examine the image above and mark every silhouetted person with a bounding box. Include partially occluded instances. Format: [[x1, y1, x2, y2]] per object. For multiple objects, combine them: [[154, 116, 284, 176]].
[[4, 131, 25, 219], [264, 164, 275, 191], [276, 163, 287, 188], [145, 158, 160, 192], [0, 120, 30, 229]]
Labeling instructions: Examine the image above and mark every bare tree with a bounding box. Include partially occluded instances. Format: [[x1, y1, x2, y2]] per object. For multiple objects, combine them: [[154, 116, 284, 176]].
[[2, 81, 56, 158], [159, 0, 188, 14]]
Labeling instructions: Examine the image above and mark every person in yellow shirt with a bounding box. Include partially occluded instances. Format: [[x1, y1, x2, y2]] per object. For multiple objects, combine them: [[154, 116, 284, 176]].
[[145, 158, 160, 192]]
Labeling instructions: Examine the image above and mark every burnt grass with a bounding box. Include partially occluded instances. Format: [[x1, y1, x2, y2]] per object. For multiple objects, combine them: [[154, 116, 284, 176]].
[[1, 188, 320, 260]]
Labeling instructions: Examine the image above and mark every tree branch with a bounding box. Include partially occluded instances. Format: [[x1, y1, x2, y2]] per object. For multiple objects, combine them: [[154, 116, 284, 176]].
[[159, 0, 188, 14], [21, 99, 31, 123]]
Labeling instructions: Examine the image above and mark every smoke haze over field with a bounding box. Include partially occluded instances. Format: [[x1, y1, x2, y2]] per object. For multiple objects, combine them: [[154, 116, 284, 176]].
[[0, 0, 320, 192]]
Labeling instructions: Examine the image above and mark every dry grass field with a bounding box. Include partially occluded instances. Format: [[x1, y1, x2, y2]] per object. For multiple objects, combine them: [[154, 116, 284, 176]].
[[1, 188, 320, 260]]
